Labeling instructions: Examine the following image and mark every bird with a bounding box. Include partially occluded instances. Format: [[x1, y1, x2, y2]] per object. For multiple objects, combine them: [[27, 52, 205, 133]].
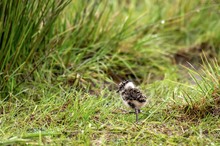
[[116, 80, 147, 122]]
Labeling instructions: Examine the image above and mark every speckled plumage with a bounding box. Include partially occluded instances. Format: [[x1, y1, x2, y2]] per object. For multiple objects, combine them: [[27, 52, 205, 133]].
[[117, 80, 147, 122]]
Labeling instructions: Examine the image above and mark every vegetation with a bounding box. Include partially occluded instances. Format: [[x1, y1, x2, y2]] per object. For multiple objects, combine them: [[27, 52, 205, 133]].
[[1, 0, 220, 145]]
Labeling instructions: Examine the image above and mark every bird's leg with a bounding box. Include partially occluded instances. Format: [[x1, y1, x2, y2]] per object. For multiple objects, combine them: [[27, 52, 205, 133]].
[[135, 108, 138, 122]]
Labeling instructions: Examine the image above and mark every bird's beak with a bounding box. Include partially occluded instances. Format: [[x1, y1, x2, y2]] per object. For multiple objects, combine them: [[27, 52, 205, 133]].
[[116, 89, 119, 93]]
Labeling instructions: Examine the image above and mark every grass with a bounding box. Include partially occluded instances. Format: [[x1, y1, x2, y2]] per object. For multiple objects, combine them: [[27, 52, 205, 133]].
[[1, 0, 220, 145]]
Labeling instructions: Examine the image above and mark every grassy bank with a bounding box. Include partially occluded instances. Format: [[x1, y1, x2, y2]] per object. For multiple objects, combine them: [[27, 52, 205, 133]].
[[1, 0, 220, 145]]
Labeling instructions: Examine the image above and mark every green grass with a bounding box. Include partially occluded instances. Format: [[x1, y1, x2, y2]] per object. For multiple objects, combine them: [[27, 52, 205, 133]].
[[1, 0, 220, 145]]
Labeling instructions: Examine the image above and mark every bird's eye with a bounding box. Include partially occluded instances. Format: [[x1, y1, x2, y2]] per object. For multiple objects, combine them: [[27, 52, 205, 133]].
[[120, 86, 124, 90]]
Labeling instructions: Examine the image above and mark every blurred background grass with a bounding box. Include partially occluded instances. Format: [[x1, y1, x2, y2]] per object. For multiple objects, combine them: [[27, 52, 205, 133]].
[[1, 0, 220, 145], [1, 0, 220, 97]]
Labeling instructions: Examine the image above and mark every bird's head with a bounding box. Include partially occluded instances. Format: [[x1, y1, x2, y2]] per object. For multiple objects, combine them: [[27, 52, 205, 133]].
[[116, 80, 135, 93]]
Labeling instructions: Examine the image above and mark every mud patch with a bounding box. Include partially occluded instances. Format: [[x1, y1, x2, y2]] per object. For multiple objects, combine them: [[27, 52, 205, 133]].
[[173, 42, 216, 68], [173, 42, 216, 83]]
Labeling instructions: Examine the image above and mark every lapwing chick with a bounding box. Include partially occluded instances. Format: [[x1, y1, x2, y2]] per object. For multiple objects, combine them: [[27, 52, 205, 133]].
[[116, 80, 147, 122]]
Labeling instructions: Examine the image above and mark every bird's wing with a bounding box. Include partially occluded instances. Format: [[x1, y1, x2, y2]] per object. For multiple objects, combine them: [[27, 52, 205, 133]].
[[124, 88, 146, 102], [130, 88, 146, 102]]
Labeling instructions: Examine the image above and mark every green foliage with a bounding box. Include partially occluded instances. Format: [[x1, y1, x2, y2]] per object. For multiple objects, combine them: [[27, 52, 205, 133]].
[[178, 57, 220, 117], [1, 0, 220, 145], [0, 0, 70, 97]]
